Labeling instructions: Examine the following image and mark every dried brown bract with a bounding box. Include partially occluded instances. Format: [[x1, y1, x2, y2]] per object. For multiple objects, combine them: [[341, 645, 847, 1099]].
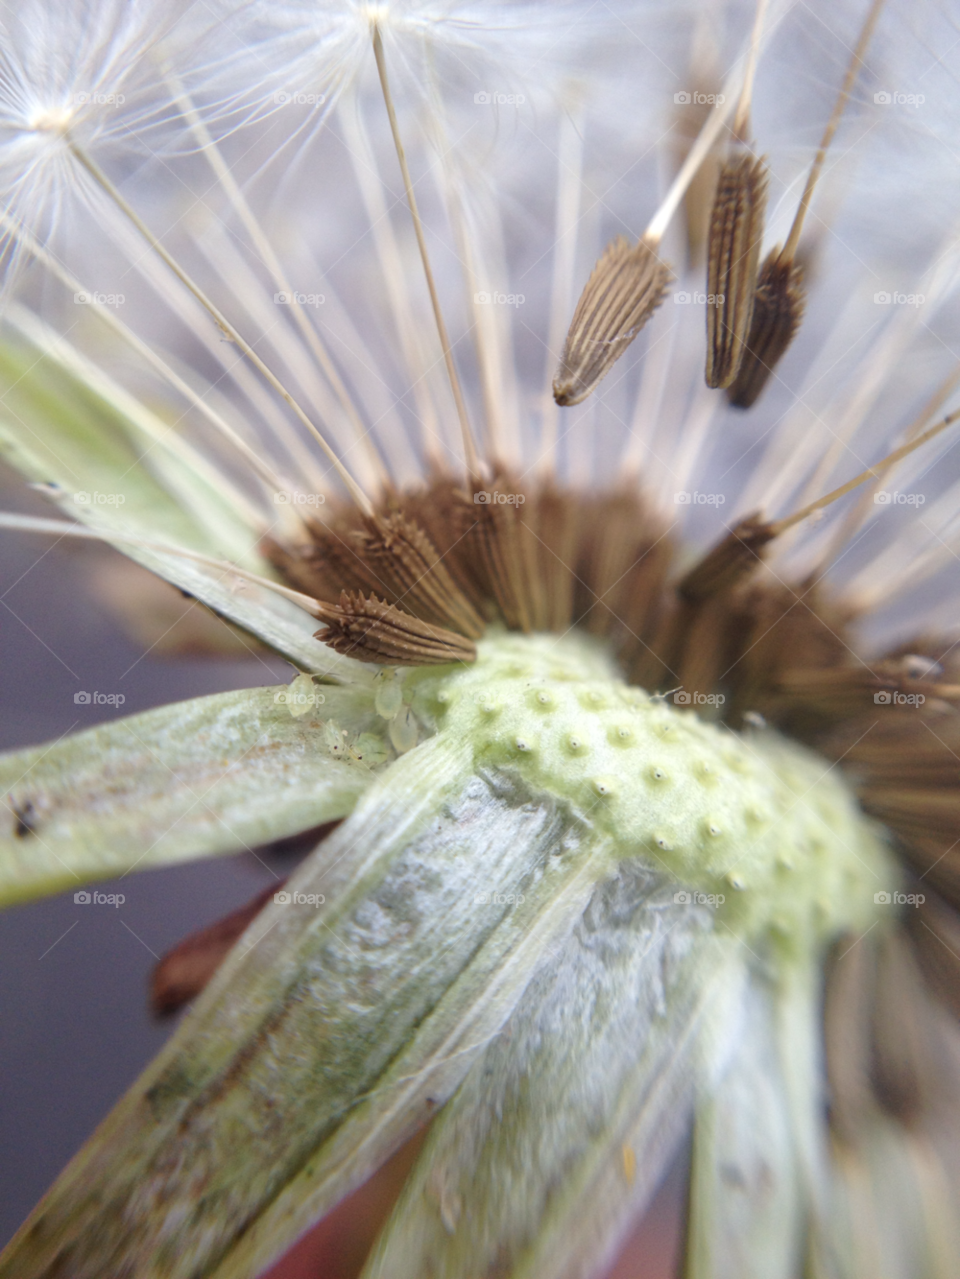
[[553, 236, 671, 406]]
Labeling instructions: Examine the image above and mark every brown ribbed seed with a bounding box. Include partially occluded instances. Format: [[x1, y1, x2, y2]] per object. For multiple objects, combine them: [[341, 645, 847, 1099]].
[[460, 480, 540, 632], [314, 592, 476, 665], [726, 248, 806, 408], [676, 515, 776, 602], [355, 513, 485, 638], [705, 151, 769, 388], [553, 235, 672, 406]]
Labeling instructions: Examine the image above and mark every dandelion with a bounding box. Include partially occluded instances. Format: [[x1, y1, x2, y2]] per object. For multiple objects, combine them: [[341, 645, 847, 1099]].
[[1, 2, 960, 1278]]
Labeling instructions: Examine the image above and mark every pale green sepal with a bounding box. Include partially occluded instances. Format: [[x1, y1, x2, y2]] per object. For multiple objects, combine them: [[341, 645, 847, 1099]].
[[80, 533, 365, 680], [363, 867, 743, 1279], [685, 971, 802, 1279], [0, 340, 260, 567], [0, 684, 380, 906], [208, 779, 610, 1279], [0, 739, 609, 1279]]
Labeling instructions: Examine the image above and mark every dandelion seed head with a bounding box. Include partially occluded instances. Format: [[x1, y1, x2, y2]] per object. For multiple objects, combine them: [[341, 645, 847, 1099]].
[[3, 4, 960, 1276]]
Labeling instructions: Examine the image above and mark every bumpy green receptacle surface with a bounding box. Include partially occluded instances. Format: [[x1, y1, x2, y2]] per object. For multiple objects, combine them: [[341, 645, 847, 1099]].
[[410, 631, 896, 955]]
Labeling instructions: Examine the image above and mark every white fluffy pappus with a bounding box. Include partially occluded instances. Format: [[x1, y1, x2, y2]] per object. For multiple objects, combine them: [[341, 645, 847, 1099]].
[[0, 0, 958, 657]]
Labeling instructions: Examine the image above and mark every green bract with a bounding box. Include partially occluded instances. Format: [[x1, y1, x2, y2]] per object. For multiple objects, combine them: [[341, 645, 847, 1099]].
[[412, 632, 895, 954], [0, 632, 899, 1279], [0, 683, 384, 906]]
